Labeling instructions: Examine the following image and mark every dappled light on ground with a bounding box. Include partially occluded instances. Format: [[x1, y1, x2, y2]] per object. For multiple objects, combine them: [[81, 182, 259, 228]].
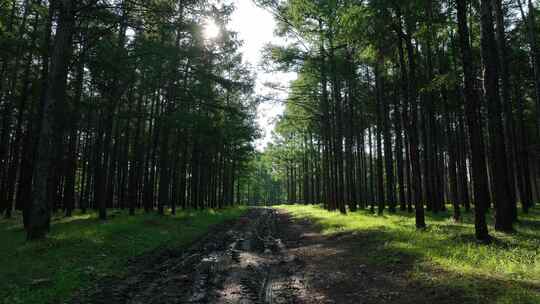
[[0, 208, 247, 304], [277, 205, 540, 303]]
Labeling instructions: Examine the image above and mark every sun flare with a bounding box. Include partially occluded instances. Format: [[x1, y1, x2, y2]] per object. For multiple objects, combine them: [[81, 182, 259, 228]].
[[203, 19, 220, 40]]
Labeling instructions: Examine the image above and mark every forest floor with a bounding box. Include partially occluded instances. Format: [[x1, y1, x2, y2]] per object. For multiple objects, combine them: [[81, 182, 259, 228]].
[[70, 208, 310, 304], [277, 205, 540, 304], [66, 205, 539, 304], [0, 207, 247, 304], [2, 206, 539, 304]]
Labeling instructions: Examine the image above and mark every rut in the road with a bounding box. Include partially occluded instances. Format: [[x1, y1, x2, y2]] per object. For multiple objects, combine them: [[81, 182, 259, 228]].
[[217, 208, 304, 304], [70, 208, 306, 304]]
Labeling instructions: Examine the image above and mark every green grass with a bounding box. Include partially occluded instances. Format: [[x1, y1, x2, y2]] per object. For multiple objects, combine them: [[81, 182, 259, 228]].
[[0, 207, 247, 304], [277, 204, 540, 304]]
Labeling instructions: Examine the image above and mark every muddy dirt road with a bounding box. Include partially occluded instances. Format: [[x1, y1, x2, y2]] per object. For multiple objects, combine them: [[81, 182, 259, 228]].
[[71, 207, 466, 304], [72, 208, 316, 304]]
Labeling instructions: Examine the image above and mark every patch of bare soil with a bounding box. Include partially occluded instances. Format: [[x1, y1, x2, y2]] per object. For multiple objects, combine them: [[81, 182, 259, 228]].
[[69, 208, 466, 304]]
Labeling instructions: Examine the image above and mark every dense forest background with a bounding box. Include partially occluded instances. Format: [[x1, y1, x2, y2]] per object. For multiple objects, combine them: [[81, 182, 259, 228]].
[[2, 0, 540, 243], [243, 0, 540, 242], [0, 0, 260, 239]]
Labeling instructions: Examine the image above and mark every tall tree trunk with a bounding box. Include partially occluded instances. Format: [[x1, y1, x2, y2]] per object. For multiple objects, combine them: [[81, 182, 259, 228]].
[[330, 43, 346, 214], [516, 0, 540, 135], [345, 52, 357, 211], [457, 109, 471, 212], [444, 89, 460, 221], [28, 0, 75, 240], [480, 0, 514, 232], [63, 41, 85, 217], [514, 73, 533, 213], [394, 61, 406, 211], [398, 14, 426, 228], [375, 62, 385, 215], [492, 0, 518, 222], [456, 0, 491, 241], [368, 125, 376, 213], [383, 69, 396, 213], [158, 120, 171, 215]]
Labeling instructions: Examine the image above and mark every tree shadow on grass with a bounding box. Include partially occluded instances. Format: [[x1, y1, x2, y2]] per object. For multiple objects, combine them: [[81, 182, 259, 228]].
[[517, 218, 540, 230], [281, 210, 540, 304], [0, 209, 241, 304]]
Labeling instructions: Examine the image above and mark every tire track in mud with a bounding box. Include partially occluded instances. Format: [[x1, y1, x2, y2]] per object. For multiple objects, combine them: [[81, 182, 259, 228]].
[[70, 208, 307, 304], [210, 208, 303, 304]]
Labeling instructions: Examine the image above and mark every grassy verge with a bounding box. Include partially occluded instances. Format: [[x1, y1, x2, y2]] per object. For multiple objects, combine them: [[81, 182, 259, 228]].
[[0, 207, 247, 304], [277, 204, 540, 304]]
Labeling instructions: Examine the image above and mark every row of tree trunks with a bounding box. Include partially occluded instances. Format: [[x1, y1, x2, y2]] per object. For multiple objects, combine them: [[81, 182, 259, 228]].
[[274, 0, 539, 243], [0, 1, 257, 240]]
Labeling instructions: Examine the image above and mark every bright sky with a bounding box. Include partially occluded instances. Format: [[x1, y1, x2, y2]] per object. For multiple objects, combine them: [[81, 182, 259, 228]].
[[228, 0, 297, 151]]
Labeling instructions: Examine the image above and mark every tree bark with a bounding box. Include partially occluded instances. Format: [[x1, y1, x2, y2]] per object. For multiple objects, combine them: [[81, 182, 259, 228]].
[[28, 0, 75, 240], [480, 0, 514, 232], [456, 0, 491, 241]]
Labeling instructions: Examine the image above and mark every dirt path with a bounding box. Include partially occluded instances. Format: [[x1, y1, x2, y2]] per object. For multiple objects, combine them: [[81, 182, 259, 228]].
[[70, 207, 466, 304], [71, 208, 312, 304]]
